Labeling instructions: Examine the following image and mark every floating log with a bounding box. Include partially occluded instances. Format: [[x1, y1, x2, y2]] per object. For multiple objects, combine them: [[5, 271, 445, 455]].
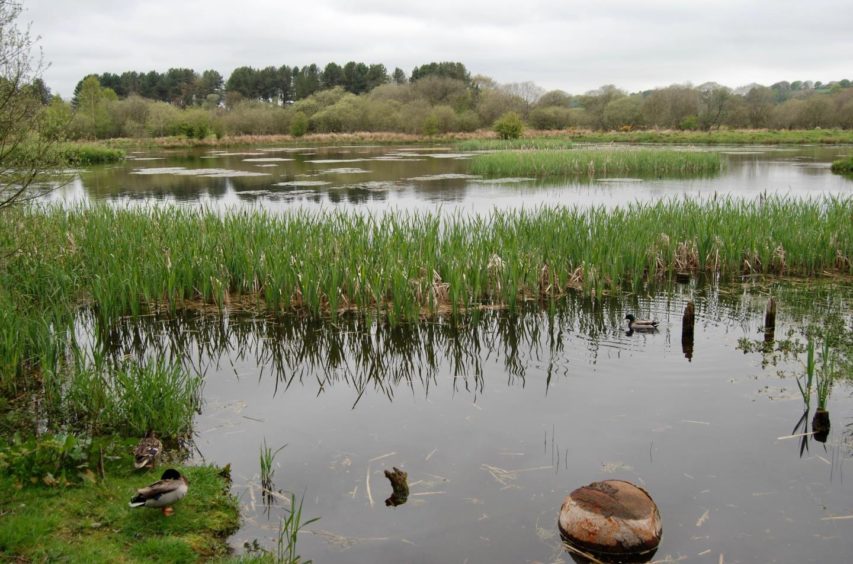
[[559, 480, 661, 562], [384, 467, 409, 507]]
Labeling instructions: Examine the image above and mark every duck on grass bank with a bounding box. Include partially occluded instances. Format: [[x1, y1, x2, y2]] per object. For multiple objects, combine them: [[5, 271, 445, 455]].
[[134, 431, 162, 470], [625, 314, 659, 331], [129, 468, 189, 517]]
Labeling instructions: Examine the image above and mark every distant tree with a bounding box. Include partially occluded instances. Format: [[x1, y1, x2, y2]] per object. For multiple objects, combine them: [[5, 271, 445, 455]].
[[342, 61, 369, 94], [392, 67, 407, 85], [602, 95, 644, 129], [293, 64, 321, 99], [744, 86, 775, 127], [75, 75, 117, 138], [580, 85, 625, 129], [698, 87, 732, 130], [410, 62, 470, 84], [321, 62, 344, 89], [226, 66, 258, 99], [256, 66, 280, 102], [365, 64, 389, 91], [276, 65, 293, 103], [536, 90, 573, 108], [196, 69, 223, 102]]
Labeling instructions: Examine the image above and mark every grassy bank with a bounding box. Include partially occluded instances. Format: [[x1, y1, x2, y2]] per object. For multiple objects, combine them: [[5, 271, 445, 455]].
[[469, 148, 722, 177], [549, 128, 853, 145], [831, 155, 853, 174], [54, 143, 126, 165], [2, 197, 849, 325], [0, 454, 238, 562]]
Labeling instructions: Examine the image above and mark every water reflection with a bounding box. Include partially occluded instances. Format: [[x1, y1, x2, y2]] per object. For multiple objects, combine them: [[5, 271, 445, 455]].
[[87, 280, 849, 406], [45, 144, 853, 213]]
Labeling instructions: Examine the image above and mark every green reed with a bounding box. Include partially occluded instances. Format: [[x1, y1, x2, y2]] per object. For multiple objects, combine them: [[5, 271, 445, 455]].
[[2, 196, 850, 330], [457, 138, 575, 151], [469, 148, 722, 177], [831, 156, 853, 174], [276, 494, 319, 564]]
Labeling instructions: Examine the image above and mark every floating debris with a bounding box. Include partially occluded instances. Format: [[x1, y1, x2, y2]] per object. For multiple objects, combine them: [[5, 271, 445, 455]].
[[596, 178, 645, 183], [274, 180, 331, 187], [242, 157, 294, 162], [317, 168, 370, 174], [408, 173, 482, 181], [131, 167, 270, 177]]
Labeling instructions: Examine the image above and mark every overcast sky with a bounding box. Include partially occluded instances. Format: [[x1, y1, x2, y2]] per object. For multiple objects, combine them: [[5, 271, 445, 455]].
[[24, 0, 853, 98]]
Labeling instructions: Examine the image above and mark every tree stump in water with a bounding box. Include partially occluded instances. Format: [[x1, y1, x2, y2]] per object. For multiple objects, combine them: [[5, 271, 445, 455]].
[[764, 297, 776, 348], [559, 480, 661, 562], [384, 467, 409, 507]]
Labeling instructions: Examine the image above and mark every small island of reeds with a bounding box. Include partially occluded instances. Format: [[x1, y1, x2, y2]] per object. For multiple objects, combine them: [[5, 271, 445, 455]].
[[469, 148, 722, 178]]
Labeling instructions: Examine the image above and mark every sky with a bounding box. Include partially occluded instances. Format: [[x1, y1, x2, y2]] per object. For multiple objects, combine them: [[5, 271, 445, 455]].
[[24, 0, 853, 99]]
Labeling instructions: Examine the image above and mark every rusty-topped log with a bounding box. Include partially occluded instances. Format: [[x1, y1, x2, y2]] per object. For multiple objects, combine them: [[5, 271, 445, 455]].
[[559, 480, 661, 560]]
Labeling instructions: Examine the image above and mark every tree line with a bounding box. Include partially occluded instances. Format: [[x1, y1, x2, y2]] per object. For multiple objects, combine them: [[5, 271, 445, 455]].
[[39, 61, 852, 140]]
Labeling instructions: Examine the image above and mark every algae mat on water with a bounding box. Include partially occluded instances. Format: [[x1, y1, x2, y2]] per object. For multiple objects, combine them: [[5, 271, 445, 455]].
[[0, 463, 239, 562]]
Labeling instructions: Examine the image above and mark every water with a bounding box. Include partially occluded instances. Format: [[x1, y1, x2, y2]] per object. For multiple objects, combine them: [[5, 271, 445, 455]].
[[55, 144, 853, 561], [92, 281, 852, 563], [49, 144, 852, 212]]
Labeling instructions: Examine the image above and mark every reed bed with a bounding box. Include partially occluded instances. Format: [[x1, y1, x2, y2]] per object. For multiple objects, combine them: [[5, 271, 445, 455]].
[[2, 197, 849, 330], [469, 149, 722, 177], [457, 138, 575, 151], [550, 128, 853, 145]]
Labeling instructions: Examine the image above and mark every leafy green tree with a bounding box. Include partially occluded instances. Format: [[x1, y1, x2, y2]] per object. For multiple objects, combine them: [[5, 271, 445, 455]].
[[0, 0, 60, 210], [365, 64, 388, 91], [74, 75, 117, 138], [342, 61, 369, 94], [744, 86, 775, 127], [226, 66, 258, 98], [493, 111, 524, 139]]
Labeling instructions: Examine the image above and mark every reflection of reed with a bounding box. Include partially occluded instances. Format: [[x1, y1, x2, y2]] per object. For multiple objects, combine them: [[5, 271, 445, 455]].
[[84, 281, 850, 404]]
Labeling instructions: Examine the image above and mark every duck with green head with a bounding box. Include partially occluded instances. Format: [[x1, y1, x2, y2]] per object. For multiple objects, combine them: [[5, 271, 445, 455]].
[[625, 314, 659, 331]]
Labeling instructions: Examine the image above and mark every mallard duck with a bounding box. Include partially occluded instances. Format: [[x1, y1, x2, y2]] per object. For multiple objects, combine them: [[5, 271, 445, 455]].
[[625, 314, 659, 330], [129, 468, 189, 516], [134, 432, 162, 470]]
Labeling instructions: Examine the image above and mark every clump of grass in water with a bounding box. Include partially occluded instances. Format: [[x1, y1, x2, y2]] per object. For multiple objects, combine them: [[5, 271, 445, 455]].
[[277, 494, 319, 564], [469, 148, 722, 178], [59, 355, 202, 439], [830, 156, 853, 174], [456, 138, 575, 151], [260, 439, 286, 497]]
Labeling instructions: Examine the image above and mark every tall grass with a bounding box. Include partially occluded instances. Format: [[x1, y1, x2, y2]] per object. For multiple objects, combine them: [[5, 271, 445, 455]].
[[276, 494, 319, 564], [542, 128, 853, 145], [831, 156, 853, 174], [469, 149, 722, 177], [457, 138, 575, 151], [2, 197, 850, 328]]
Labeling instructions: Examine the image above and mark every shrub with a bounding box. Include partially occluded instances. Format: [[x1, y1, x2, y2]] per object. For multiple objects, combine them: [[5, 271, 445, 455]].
[[494, 111, 524, 139], [290, 111, 309, 137]]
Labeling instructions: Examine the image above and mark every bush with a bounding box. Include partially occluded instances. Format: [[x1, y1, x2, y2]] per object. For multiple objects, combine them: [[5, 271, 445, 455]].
[[494, 111, 524, 139], [290, 111, 308, 137]]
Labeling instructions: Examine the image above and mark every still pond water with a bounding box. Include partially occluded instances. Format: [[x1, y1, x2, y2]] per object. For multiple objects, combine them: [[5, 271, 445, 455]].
[[67, 145, 852, 562]]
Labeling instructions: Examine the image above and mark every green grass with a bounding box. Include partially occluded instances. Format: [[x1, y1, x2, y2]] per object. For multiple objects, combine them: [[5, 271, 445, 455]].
[[457, 138, 575, 151], [830, 156, 853, 174], [56, 143, 126, 165], [552, 128, 853, 145], [2, 197, 849, 329], [468, 148, 722, 177], [0, 458, 239, 562]]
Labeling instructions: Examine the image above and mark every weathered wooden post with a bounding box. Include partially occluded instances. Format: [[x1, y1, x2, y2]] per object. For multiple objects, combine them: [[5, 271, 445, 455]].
[[681, 301, 695, 361]]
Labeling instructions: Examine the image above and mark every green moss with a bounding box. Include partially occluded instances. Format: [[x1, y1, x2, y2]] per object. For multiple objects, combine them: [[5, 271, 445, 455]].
[[0, 460, 239, 562]]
